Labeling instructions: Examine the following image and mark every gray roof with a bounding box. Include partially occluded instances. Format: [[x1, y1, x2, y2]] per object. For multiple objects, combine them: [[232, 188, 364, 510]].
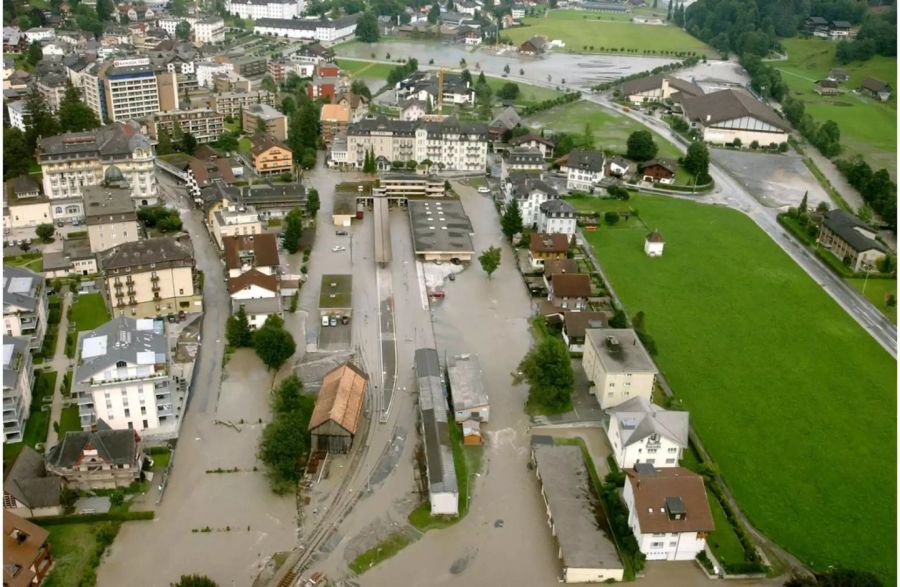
[[822, 209, 886, 254], [606, 396, 689, 448], [505, 147, 544, 166], [408, 199, 475, 256], [9, 175, 40, 197], [245, 103, 285, 121], [255, 14, 359, 30], [83, 185, 136, 222], [100, 236, 193, 272], [74, 315, 168, 383], [447, 354, 488, 412], [211, 179, 306, 210], [3, 267, 43, 312], [531, 444, 624, 572], [348, 115, 487, 139], [491, 107, 521, 130], [539, 198, 575, 216], [46, 421, 139, 468], [567, 149, 605, 173], [63, 237, 94, 261], [621, 74, 704, 98], [3, 446, 62, 509], [3, 337, 29, 389], [416, 348, 457, 498], [585, 328, 658, 374], [681, 89, 789, 131], [38, 122, 151, 162], [508, 173, 557, 200], [231, 296, 283, 316]]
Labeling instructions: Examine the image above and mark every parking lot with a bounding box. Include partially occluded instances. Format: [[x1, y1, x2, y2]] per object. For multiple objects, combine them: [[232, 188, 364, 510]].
[[711, 148, 831, 209]]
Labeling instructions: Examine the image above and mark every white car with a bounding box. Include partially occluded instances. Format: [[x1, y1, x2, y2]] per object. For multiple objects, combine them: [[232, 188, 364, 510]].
[[477, 186, 491, 194], [331, 245, 346, 252], [321, 315, 329, 327]]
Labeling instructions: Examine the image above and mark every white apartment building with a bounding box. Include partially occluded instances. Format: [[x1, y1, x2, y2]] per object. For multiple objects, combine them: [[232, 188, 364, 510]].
[[538, 198, 577, 236], [226, 0, 305, 20], [606, 397, 689, 469], [3, 337, 34, 443], [36, 73, 67, 112], [157, 16, 225, 44], [211, 90, 276, 117], [211, 202, 263, 249], [7, 100, 27, 131], [503, 173, 557, 228], [343, 116, 488, 172], [582, 329, 658, 409], [623, 466, 714, 561], [37, 123, 157, 210], [24, 28, 55, 42], [3, 267, 49, 353], [73, 316, 178, 435], [253, 15, 359, 42], [195, 61, 232, 88], [103, 60, 161, 122], [564, 148, 606, 192]]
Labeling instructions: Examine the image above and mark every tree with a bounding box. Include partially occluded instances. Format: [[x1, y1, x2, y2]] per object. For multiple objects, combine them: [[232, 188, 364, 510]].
[[180, 132, 198, 155], [518, 336, 573, 410], [501, 199, 523, 240], [175, 20, 192, 41], [272, 376, 305, 414], [682, 141, 710, 182], [497, 82, 520, 100], [254, 315, 296, 371], [626, 130, 657, 161], [172, 575, 219, 587], [609, 308, 627, 328], [36, 223, 55, 243], [96, 0, 114, 20], [3, 128, 33, 180], [58, 80, 100, 132], [355, 11, 380, 42], [581, 123, 594, 148], [214, 131, 239, 152], [24, 89, 60, 156], [306, 189, 320, 218], [478, 245, 501, 278], [428, 2, 440, 23], [170, 0, 188, 16], [27, 41, 43, 67], [157, 128, 175, 156], [350, 79, 372, 100], [226, 306, 253, 347], [604, 211, 620, 225], [259, 399, 313, 493], [799, 192, 808, 217], [261, 76, 277, 94], [282, 208, 304, 254]]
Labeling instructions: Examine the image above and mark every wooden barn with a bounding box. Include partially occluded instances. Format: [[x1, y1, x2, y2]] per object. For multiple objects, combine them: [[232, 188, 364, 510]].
[[308, 363, 368, 454]]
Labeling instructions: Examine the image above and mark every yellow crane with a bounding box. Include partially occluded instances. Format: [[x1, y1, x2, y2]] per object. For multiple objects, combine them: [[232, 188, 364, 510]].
[[437, 66, 445, 113]]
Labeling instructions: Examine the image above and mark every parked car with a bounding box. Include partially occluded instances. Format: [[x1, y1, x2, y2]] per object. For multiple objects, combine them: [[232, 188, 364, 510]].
[[166, 314, 177, 323], [329, 316, 338, 327], [321, 315, 329, 326], [335, 230, 348, 236], [178, 310, 186, 321], [331, 245, 346, 252], [341, 315, 349, 325], [56, 220, 64, 228], [477, 186, 491, 194], [7, 240, 15, 247], [429, 290, 445, 299]]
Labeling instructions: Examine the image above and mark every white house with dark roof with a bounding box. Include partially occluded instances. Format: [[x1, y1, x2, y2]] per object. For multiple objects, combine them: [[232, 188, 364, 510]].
[[644, 230, 665, 256], [606, 397, 688, 469], [3, 267, 49, 352], [679, 89, 790, 146], [73, 316, 179, 437], [538, 199, 576, 236], [817, 209, 887, 272], [583, 328, 658, 408], [563, 149, 606, 191], [620, 74, 704, 105], [503, 172, 558, 228], [45, 420, 144, 489], [501, 147, 545, 180], [2, 337, 34, 443]]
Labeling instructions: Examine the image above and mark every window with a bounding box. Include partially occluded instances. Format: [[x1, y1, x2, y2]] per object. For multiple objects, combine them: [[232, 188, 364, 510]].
[[668, 447, 677, 453], [666, 458, 675, 464], [141, 406, 146, 415], [124, 408, 130, 417], [650, 541, 664, 549], [669, 541, 678, 547], [142, 419, 148, 429]]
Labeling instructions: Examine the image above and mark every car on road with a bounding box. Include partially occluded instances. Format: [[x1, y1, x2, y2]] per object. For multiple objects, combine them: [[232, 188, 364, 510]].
[[329, 316, 338, 326], [429, 290, 445, 299], [477, 186, 491, 194], [6, 240, 15, 248], [57, 220, 64, 228], [341, 315, 349, 325], [321, 315, 329, 326], [331, 245, 346, 252], [335, 230, 348, 236]]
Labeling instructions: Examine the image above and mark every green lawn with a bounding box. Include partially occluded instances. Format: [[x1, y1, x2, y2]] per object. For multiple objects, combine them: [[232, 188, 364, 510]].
[[580, 195, 896, 581], [58, 404, 81, 437], [504, 11, 714, 56], [847, 277, 897, 323], [336, 59, 397, 81], [525, 100, 681, 158], [43, 524, 99, 587], [4, 253, 43, 272], [706, 491, 747, 569], [69, 293, 110, 332], [485, 77, 562, 107], [238, 137, 252, 155], [348, 532, 412, 575], [774, 37, 896, 177]]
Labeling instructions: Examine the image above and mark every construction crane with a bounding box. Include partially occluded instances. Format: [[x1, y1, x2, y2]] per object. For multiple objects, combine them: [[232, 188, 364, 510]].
[[436, 67, 445, 113]]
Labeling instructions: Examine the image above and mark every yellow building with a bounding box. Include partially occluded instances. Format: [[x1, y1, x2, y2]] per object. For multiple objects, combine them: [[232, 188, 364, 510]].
[[250, 135, 293, 176], [582, 329, 658, 409], [83, 185, 140, 253]]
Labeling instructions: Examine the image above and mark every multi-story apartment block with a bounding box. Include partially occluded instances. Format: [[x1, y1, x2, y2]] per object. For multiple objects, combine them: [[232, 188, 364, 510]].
[[226, 0, 305, 20], [148, 109, 225, 144], [538, 199, 577, 236], [250, 135, 293, 176], [211, 201, 263, 249], [2, 337, 34, 443], [583, 329, 658, 409], [343, 116, 488, 171], [267, 60, 287, 82], [100, 237, 200, 318], [195, 61, 232, 88], [37, 123, 157, 209], [253, 15, 360, 42], [3, 267, 49, 353], [6, 100, 27, 132], [35, 72, 67, 113], [83, 185, 140, 253], [102, 59, 161, 122], [231, 56, 268, 78], [73, 316, 177, 435], [500, 147, 545, 180], [503, 173, 557, 228], [564, 148, 606, 192], [195, 16, 226, 44], [211, 90, 275, 117], [241, 104, 288, 142]]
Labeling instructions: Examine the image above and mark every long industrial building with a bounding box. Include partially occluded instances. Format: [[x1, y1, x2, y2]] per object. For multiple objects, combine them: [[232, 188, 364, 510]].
[[415, 348, 458, 516]]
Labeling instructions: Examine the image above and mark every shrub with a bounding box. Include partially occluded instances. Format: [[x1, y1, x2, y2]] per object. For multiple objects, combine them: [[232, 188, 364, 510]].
[[604, 211, 620, 225]]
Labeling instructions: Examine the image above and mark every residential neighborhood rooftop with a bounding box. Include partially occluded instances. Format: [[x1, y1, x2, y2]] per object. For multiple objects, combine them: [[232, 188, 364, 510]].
[[319, 274, 352, 309], [447, 354, 488, 412], [585, 328, 658, 373], [625, 466, 715, 534], [308, 362, 368, 435]]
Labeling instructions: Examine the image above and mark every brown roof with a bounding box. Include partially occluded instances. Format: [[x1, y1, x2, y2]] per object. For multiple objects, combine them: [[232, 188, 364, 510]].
[[187, 156, 235, 186], [681, 89, 790, 131], [621, 74, 703, 98], [639, 159, 677, 174], [228, 268, 278, 295], [3, 510, 49, 587], [625, 467, 715, 534], [646, 230, 664, 243], [308, 363, 368, 435], [529, 232, 569, 254], [551, 273, 592, 298], [563, 310, 609, 339], [861, 77, 891, 93], [543, 258, 578, 278], [100, 236, 193, 271], [250, 134, 291, 157], [222, 233, 279, 270], [510, 134, 555, 148]]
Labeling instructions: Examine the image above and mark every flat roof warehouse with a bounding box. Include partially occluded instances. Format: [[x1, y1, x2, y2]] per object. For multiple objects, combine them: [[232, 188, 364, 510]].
[[408, 199, 475, 262]]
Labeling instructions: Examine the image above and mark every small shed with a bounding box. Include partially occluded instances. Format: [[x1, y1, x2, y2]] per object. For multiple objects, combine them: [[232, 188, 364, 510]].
[[461, 419, 482, 445], [644, 230, 665, 257], [308, 363, 368, 454]]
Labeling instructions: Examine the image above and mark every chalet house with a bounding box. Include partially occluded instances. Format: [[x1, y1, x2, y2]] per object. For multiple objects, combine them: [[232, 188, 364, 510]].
[[828, 68, 849, 81], [519, 36, 546, 55], [543, 258, 578, 289], [563, 149, 606, 191], [861, 77, 892, 102], [623, 465, 714, 561], [679, 89, 790, 146], [620, 75, 704, 105], [229, 269, 282, 329], [308, 363, 368, 453], [805, 16, 829, 34], [816, 209, 887, 272], [829, 20, 851, 38], [529, 232, 569, 269], [548, 273, 591, 311], [509, 134, 555, 158], [606, 156, 634, 178], [223, 233, 280, 279], [561, 310, 608, 352], [4, 511, 54, 586], [606, 397, 688, 469], [815, 78, 839, 96], [3, 447, 63, 518], [639, 160, 676, 184], [45, 420, 144, 490]]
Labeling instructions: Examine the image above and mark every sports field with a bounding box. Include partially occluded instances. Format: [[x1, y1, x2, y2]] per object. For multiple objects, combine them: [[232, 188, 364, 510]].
[[504, 10, 714, 56], [525, 100, 681, 158], [579, 195, 896, 581], [773, 37, 897, 177]]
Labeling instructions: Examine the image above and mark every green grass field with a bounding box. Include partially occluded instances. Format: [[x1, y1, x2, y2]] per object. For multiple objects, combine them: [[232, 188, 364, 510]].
[[504, 10, 714, 56], [774, 37, 896, 177], [43, 524, 100, 587], [526, 100, 681, 158], [847, 277, 897, 323], [58, 404, 81, 437], [69, 293, 110, 332], [336, 58, 397, 81], [485, 77, 562, 107], [579, 195, 896, 581]]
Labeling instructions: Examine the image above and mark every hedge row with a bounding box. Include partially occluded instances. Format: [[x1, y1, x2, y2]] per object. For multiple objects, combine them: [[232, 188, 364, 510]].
[[32, 510, 155, 526], [518, 91, 581, 117], [595, 56, 701, 91], [703, 475, 767, 574]]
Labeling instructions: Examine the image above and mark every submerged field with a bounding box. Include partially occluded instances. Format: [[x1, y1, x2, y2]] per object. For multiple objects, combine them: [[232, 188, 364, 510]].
[[579, 195, 896, 581], [773, 37, 897, 177]]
